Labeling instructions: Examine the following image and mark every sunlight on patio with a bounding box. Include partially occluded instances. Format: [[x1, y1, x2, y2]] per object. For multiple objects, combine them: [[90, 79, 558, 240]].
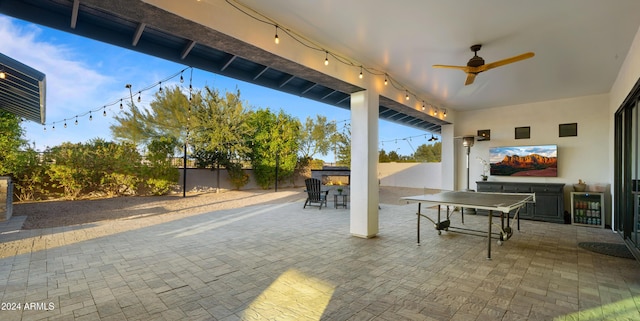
[[243, 269, 335, 320], [0, 192, 300, 259], [554, 295, 640, 320], [161, 202, 290, 238]]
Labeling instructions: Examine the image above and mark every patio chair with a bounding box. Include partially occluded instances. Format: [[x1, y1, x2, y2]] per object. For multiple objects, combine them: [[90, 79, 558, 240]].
[[303, 178, 328, 209]]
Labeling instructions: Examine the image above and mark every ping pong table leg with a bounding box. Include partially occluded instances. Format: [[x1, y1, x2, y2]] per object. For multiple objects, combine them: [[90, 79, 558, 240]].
[[501, 212, 505, 240], [437, 205, 442, 235], [417, 203, 421, 245], [487, 210, 492, 260]]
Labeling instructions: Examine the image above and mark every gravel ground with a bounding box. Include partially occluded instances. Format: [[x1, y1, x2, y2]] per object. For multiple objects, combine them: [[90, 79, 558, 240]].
[[12, 186, 432, 230]]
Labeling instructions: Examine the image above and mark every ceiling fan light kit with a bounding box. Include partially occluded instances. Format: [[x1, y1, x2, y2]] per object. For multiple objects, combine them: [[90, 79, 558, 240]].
[[433, 44, 535, 85]]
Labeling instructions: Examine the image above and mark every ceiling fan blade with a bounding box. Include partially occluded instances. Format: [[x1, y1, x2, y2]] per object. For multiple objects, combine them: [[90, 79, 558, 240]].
[[464, 73, 477, 86], [479, 52, 535, 72], [432, 64, 470, 72]]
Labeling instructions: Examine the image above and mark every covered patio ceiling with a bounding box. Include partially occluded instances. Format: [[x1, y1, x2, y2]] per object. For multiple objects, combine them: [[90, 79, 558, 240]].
[[0, 0, 448, 133], [0, 52, 46, 124]]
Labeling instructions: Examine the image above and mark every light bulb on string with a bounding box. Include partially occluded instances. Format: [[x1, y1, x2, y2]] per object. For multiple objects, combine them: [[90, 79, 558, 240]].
[[89, 112, 93, 121], [52, 125, 55, 131], [64, 121, 67, 128], [422, 101, 425, 110], [384, 74, 388, 86], [324, 51, 329, 66], [103, 107, 107, 117], [120, 99, 123, 110], [180, 73, 184, 83], [159, 81, 163, 93], [443, 109, 447, 117], [405, 91, 410, 101], [75, 116, 78, 126], [137, 92, 141, 103], [274, 26, 279, 44], [359, 66, 363, 79]]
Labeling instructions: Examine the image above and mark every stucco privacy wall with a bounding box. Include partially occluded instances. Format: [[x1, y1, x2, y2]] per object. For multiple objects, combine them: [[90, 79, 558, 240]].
[[179, 163, 443, 193], [0, 177, 12, 221], [454, 94, 610, 210], [378, 162, 442, 189]]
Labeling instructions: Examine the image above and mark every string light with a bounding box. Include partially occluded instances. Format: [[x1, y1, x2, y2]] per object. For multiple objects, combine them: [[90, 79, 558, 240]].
[[180, 72, 184, 83], [158, 81, 163, 93], [422, 101, 425, 110], [223, 0, 446, 116], [359, 66, 363, 79], [38, 67, 195, 132], [443, 109, 447, 117], [380, 132, 440, 146], [274, 25, 279, 44]]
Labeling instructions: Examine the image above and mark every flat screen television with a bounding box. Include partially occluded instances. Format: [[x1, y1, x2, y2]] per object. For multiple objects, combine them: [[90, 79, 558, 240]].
[[489, 144, 557, 177]]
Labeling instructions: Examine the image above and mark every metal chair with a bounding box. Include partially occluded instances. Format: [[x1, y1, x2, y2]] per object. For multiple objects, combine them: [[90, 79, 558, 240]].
[[303, 178, 328, 209]]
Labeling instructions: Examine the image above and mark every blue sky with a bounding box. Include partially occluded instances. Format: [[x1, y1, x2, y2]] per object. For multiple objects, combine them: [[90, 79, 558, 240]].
[[1, 16, 434, 161]]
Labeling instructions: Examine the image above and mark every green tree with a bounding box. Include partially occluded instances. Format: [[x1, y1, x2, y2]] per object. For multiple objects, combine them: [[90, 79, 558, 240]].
[[0, 110, 27, 175], [111, 85, 194, 150], [298, 115, 338, 159], [189, 87, 253, 190], [249, 109, 301, 189], [414, 142, 441, 162], [379, 149, 390, 163], [333, 124, 351, 167], [190, 87, 253, 168], [388, 150, 401, 162]]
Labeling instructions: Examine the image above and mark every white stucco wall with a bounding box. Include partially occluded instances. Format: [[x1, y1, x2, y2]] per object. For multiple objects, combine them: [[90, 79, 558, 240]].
[[455, 94, 611, 209], [378, 162, 442, 189]]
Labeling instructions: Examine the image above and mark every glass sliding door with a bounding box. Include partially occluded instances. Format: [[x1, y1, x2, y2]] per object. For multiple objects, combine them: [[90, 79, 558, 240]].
[[615, 83, 640, 258], [632, 100, 638, 246]]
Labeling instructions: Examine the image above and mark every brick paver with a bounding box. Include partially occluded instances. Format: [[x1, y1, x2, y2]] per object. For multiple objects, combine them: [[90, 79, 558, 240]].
[[1, 196, 639, 320]]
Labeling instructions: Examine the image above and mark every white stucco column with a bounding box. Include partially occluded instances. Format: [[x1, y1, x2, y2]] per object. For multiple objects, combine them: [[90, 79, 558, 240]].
[[440, 124, 456, 191], [350, 90, 379, 238]]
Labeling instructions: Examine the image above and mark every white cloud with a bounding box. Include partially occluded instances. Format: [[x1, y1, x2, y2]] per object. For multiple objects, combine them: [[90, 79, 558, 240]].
[[0, 16, 114, 120]]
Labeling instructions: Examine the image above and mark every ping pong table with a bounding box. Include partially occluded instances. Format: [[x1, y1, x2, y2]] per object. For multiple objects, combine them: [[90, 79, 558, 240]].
[[401, 191, 535, 259]]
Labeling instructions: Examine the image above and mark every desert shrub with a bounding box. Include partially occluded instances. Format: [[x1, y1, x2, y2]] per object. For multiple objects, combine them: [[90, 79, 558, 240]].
[[227, 162, 249, 190], [11, 149, 48, 201], [144, 177, 175, 195], [45, 140, 144, 199], [93, 140, 142, 196], [140, 137, 180, 195], [101, 172, 140, 196]]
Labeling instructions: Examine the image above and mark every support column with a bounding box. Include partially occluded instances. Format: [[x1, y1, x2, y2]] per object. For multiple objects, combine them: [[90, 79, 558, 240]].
[[350, 90, 379, 238]]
